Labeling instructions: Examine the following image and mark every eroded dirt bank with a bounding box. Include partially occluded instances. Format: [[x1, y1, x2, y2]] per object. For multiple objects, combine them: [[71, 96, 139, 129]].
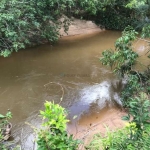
[[60, 18, 103, 37]]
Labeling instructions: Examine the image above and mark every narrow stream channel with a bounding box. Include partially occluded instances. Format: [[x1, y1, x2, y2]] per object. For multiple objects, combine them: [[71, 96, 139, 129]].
[[0, 30, 149, 149]]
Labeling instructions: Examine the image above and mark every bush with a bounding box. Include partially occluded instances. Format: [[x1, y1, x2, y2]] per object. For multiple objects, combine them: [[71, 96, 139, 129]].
[[0, 0, 73, 57], [0, 111, 12, 150], [36, 101, 80, 150]]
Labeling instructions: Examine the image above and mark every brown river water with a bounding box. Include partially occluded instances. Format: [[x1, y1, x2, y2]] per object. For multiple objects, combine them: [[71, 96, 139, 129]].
[[0, 30, 149, 149]]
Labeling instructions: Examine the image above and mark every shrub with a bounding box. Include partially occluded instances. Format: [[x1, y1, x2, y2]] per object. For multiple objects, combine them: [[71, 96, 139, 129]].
[[0, 111, 12, 150], [36, 101, 80, 150], [0, 0, 73, 57]]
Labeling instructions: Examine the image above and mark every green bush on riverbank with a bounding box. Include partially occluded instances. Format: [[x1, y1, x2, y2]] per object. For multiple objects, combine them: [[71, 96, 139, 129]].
[[36, 101, 80, 150], [0, 0, 72, 57]]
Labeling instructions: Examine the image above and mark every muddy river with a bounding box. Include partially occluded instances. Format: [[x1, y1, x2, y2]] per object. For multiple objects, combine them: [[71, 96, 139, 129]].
[[0, 30, 149, 149]]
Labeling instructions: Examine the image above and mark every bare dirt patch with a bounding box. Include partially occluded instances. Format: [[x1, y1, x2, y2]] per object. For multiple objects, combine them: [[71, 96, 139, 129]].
[[68, 108, 127, 150], [60, 18, 103, 37]]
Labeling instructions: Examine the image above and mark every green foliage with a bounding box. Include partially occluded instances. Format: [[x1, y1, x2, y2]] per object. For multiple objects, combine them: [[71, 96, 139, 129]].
[[36, 101, 80, 150], [0, 110, 12, 150], [0, 110, 12, 130], [75, 0, 99, 15], [141, 23, 150, 38], [126, 0, 146, 8], [76, 0, 150, 32], [73, 0, 116, 17], [125, 0, 150, 36], [86, 122, 150, 150], [121, 75, 142, 106], [127, 93, 150, 131], [40, 101, 69, 132], [96, 8, 135, 30], [73, 0, 135, 30], [100, 27, 149, 94], [100, 27, 138, 77], [0, 0, 73, 57]]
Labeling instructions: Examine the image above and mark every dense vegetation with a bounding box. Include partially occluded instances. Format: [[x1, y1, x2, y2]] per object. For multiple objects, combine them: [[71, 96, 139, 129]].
[[0, 0, 73, 57], [36, 101, 80, 150], [0, 111, 12, 150]]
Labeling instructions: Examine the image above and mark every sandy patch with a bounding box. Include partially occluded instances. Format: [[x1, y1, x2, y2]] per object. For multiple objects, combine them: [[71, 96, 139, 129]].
[[60, 18, 103, 37]]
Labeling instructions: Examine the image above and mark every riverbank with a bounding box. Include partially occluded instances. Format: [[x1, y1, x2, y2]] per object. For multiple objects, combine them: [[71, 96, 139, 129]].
[[60, 18, 103, 37], [68, 108, 127, 149]]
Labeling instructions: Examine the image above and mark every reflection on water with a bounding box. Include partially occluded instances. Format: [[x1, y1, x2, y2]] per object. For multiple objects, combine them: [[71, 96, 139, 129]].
[[68, 81, 122, 120], [0, 30, 149, 149]]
